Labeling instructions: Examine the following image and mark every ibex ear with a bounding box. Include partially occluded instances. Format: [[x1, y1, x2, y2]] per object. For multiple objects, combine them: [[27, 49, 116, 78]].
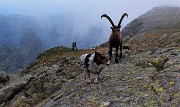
[[110, 27, 113, 29]]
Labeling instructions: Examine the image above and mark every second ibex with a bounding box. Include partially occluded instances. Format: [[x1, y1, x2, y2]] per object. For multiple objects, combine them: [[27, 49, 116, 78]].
[[101, 13, 128, 63]]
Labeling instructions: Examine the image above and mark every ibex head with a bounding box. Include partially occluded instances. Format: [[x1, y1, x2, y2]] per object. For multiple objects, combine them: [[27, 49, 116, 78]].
[[101, 13, 128, 34]]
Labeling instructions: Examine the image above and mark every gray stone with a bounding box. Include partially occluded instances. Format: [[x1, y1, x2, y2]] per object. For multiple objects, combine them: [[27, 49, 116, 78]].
[[0, 71, 9, 82]]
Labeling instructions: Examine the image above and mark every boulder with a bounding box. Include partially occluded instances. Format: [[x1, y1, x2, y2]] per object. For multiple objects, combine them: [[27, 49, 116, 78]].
[[0, 71, 9, 82], [151, 56, 168, 71], [10, 96, 30, 107], [0, 74, 31, 105]]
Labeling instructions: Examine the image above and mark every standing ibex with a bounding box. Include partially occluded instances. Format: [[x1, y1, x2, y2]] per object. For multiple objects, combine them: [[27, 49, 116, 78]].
[[101, 13, 128, 63]]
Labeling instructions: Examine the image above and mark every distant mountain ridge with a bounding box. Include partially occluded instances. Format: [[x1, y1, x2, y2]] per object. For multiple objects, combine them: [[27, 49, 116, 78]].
[[123, 6, 180, 37], [0, 32, 43, 73], [0, 14, 106, 73], [0, 14, 106, 48], [122, 6, 180, 51]]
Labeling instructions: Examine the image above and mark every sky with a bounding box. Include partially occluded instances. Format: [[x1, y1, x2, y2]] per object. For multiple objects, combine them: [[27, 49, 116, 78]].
[[0, 0, 180, 25]]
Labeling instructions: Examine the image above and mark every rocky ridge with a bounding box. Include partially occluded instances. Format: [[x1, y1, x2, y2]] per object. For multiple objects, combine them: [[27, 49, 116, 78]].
[[33, 47, 180, 107], [0, 45, 179, 107]]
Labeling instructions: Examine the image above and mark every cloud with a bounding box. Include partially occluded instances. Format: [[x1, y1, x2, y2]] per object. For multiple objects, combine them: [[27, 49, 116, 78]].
[[0, 0, 180, 48], [1, 0, 180, 20], [1, 0, 179, 32]]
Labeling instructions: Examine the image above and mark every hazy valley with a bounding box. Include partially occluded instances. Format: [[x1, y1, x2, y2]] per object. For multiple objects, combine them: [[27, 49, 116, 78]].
[[0, 14, 108, 73]]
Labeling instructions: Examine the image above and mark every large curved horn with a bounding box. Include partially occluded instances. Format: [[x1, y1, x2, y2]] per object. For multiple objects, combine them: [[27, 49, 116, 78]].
[[118, 13, 128, 27], [101, 14, 115, 27]]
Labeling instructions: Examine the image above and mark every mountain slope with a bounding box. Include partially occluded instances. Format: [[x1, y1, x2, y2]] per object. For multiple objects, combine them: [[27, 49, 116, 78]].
[[0, 6, 180, 107], [123, 6, 180, 37], [39, 49, 180, 107], [1, 45, 179, 107], [122, 6, 180, 51], [0, 31, 44, 73]]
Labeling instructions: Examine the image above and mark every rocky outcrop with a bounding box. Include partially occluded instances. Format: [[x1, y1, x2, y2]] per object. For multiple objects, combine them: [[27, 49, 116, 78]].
[[0, 49, 84, 107], [11, 96, 30, 107], [0, 74, 33, 106], [34, 47, 180, 107], [0, 71, 9, 82], [0, 45, 179, 107]]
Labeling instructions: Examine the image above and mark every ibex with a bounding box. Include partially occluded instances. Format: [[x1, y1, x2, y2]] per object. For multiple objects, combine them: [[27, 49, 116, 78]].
[[101, 13, 128, 63]]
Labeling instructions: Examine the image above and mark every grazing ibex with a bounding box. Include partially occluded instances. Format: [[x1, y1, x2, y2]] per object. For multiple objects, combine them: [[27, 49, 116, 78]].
[[101, 13, 128, 63]]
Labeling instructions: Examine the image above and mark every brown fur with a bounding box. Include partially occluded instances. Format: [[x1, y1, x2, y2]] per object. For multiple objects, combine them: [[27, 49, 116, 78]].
[[101, 13, 128, 63]]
